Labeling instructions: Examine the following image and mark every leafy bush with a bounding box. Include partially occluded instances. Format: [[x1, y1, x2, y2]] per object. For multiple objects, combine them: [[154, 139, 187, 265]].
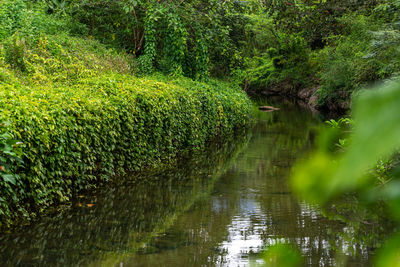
[[316, 14, 400, 108], [67, 0, 261, 79], [0, 122, 24, 221], [0, 1, 79, 43], [242, 32, 312, 92], [372, 0, 400, 23], [4, 34, 27, 72], [0, 1, 254, 228], [0, 0, 27, 42], [264, 0, 379, 49], [0, 32, 134, 86], [0, 73, 253, 227]]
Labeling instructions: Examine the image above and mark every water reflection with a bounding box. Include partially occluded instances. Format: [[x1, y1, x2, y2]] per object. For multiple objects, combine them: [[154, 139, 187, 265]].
[[123, 103, 371, 267], [0, 103, 374, 266], [0, 133, 250, 267]]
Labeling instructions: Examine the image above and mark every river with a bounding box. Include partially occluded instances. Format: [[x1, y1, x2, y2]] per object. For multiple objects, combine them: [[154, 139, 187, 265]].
[[0, 101, 374, 266]]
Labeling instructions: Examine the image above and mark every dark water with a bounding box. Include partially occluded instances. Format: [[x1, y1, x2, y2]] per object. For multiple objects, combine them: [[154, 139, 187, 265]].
[[0, 103, 374, 266]]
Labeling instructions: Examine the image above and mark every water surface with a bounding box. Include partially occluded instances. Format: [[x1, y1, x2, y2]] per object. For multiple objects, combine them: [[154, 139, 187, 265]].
[[0, 102, 373, 266]]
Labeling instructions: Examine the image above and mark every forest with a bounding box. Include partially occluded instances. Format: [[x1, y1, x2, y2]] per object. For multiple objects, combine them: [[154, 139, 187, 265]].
[[1, 0, 400, 266]]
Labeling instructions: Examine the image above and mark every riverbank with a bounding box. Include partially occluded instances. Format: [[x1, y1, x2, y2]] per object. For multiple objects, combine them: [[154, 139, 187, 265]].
[[246, 84, 350, 115], [0, 32, 253, 229], [0, 101, 379, 266], [0, 124, 251, 266]]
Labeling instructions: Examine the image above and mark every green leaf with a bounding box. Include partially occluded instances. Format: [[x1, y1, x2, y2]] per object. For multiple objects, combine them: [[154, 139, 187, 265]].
[[292, 82, 400, 203], [2, 174, 16, 185]]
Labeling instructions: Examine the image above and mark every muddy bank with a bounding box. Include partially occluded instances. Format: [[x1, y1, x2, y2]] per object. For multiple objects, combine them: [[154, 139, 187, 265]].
[[246, 83, 350, 115]]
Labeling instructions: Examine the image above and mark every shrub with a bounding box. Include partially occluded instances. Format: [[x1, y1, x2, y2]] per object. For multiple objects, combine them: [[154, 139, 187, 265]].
[[0, 32, 135, 86], [4, 34, 27, 72], [0, 0, 255, 229], [0, 4, 253, 226], [372, 0, 400, 23], [242, 32, 312, 92], [316, 14, 400, 107], [68, 0, 259, 79], [0, 0, 27, 42], [0, 122, 24, 221], [0, 73, 253, 227], [0, 0, 87, 45]]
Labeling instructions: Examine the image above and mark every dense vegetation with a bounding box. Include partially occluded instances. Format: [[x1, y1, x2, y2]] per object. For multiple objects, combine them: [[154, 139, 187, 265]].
[[1, 0, 400, 265], [0, 0, 253, 227], [2, 0, 399, 108], [242, 1, 400, 111], [0, 131, 250, 266], [36, 0, 399, 112]]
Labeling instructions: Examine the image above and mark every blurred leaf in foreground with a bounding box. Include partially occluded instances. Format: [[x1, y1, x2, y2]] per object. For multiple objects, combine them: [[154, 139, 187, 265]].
[[375, 232, 400, 267], [262, 244, 303, 267], [292, 81, 400, 204], [291, 81, 400, 265]]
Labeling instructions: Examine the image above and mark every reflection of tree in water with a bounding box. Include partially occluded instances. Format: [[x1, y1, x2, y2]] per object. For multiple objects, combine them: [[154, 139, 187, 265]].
[[251, 103, 372, 266], [124, 103, 373, 266], [0, 103, 382, 266], [121, 166, 245, 266], [321, 195, 396, 263], [123, 103, 351, 267], [0, 132, 251, 267]]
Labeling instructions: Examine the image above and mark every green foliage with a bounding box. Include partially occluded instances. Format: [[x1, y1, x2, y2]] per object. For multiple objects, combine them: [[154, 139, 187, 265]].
[[0, 2, 254, 227], [262, 243, 303, 267], [15, 0, 398, 112], [242, 32, 311, 92], [372, 0, 400, 23], [184, 29, 209, 81], [0, 122, 24, 221], [66, 0, 144, 50], [316, 14, 400, 108], [137, 7, 157, 74], [43, 0, 69, 14], [325, 117, 353, 150], [0, 69, 252, 228], [0, 0, 87, 44], [66, 0, 260, 79], [264, 0, 379, 49], [234, 0, 400, 109], [138, 4, 189, 76], [205, 2, 251, 78], [291, 81, 400, 265], [0, 127, 250, 266], [4, 34, 27, 72], [160, 11, 187, 76], [0, 0, 27, 42], [325, 117, 353, 130], [0, 33, 134, 86]]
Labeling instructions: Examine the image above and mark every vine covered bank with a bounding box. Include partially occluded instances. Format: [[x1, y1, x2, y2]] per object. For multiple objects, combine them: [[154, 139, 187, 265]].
[[0, 73, 252, 228], [0, 34, 253, 228]]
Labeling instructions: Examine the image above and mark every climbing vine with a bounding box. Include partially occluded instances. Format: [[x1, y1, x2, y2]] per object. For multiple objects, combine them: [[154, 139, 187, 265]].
[[138, 3, 209, 79], [193, 29, 209, 81], [161, 11, 187, 76], [137, 5, 157, 74]]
